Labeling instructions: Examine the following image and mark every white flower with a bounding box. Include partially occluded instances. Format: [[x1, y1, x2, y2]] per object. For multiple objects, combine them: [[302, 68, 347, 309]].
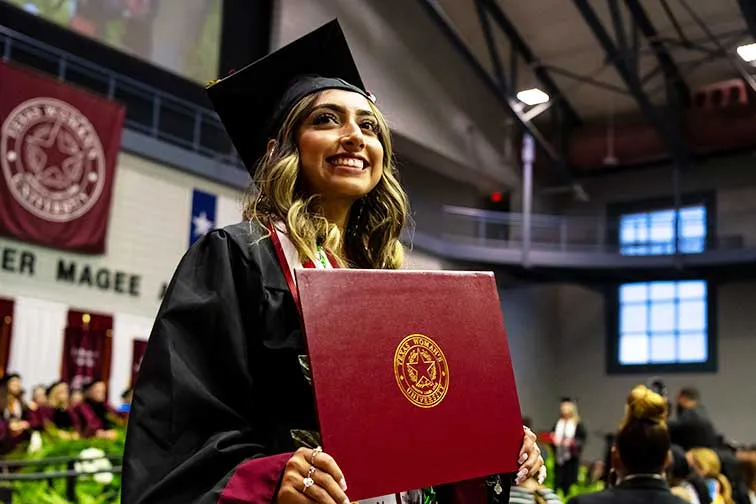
[[79, 448, 105, 460], [27, 432, 43, 453], [93, 471, 114, 484], [75, 447, 114, 484]]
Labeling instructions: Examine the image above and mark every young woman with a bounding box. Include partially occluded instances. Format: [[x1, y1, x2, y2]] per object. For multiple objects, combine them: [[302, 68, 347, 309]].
[[36, 381, 81, 439], [551, 398, 587, 496], [75, 380, 119, 440], [121, 20, 544, 504]]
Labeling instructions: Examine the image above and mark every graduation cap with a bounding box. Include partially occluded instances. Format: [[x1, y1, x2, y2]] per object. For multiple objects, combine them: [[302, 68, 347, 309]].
[[206, 19, 373, 173]]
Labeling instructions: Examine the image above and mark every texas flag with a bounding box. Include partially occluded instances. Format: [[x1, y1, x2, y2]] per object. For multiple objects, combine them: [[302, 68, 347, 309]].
[[189, 189, 217, 247]]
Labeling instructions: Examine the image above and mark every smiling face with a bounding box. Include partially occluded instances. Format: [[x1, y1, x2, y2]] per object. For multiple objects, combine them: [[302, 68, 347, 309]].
[[296, 89, 384, 203]]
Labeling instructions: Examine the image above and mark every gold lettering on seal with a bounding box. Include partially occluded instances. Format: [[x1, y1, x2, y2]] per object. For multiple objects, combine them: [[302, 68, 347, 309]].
[[393, 333, 450, 409]]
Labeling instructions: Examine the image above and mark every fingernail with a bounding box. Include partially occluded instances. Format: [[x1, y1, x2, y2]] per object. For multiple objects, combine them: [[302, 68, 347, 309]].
[[518, 453, 528, 464], [343, 499, 350, 504], [340, 478, 348, 491]]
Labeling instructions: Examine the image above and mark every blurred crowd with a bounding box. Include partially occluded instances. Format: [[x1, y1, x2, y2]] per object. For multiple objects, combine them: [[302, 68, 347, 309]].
[[0, 372, 131, 455]]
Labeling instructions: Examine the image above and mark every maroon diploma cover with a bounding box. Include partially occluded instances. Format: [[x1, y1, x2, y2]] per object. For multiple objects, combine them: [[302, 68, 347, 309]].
[[295, 269, 523, 501]]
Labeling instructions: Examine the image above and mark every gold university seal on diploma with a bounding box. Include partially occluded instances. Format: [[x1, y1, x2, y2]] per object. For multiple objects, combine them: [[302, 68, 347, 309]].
[[393, 334, 449, 408]]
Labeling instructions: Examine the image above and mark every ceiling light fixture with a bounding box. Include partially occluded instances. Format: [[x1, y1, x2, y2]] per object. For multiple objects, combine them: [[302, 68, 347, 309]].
[[516, 88, 550, 106], [736, 43, 756, 62]]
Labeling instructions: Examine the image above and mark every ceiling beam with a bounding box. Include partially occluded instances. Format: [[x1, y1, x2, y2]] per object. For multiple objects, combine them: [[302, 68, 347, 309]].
[[624, 0, 691, 106], [417, 0, 572, 179], [479, 0, 582, 127], [573, 0, 689, 166]]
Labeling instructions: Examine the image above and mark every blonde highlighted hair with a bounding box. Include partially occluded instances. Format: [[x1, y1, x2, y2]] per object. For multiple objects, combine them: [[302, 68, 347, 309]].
[[621, 385, 668, 429], [243, 91, 409, 269], [615, 385, 671, 475], [688, 448, 734, 504]]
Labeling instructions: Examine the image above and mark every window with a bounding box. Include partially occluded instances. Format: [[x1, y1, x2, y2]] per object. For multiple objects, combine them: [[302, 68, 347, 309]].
[[618, 281, 708, 365], [619, 205, 706, 255], [611, 204, 715, 372]]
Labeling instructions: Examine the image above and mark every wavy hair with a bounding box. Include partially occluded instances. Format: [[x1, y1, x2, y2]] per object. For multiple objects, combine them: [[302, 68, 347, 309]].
[[689, 448, 734, 504], [243, 91, 409, 269]]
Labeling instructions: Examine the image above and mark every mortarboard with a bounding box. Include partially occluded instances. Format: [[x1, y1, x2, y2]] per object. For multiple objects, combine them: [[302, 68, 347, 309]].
[[206, 19, 372, 173]]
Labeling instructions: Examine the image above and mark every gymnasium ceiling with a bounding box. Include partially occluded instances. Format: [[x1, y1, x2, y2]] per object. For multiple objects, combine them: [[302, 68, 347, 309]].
[[419, 0, 756, 188]]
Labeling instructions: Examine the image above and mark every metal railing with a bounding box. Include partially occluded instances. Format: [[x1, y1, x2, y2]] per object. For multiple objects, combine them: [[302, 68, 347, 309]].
[[0, 454, 122, 503], [441, 205, 756, 254], [0, 25, 243, 170]]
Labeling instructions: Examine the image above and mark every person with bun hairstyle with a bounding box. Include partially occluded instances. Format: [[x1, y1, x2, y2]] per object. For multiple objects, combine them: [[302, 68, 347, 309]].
[[568, 385, 686, 504]]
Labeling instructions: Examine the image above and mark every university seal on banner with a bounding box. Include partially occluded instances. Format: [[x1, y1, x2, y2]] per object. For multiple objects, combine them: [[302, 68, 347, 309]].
[[1, 97, 106, 222], [393, 333, 449, 408]]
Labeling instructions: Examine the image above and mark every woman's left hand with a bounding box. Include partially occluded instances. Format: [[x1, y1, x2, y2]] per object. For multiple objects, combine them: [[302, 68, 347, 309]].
[[516, 426, 546, 486]]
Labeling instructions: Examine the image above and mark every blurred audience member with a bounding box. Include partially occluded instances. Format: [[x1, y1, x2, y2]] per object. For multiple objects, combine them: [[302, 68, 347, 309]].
[[0, 374, 31, 453], [75, 381, 118, 440], [739, 452, 756, 504], [38, 381, 80, 439], [567, 385, 683, 504], [688, 448, 734, 504], [717, 449, 751, 504], [668, 444, 712, 504], [552, 398, 587, 496], [510, 475, 563, 504], [670, 387, 718, 451], [30, 385, 47, 410], [117, 387, 133, 416], [70, 389, 84, 408]]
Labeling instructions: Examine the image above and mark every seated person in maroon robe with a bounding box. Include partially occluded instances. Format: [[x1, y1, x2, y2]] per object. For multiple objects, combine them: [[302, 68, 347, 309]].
[[74, 380, 119, 440], [29, 384, 48, 411], [0, 373, 36, 452], [37, 381, 81, 439]]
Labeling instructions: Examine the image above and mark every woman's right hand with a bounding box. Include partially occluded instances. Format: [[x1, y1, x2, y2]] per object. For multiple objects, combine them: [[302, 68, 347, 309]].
[[277, 447, 350, 504]]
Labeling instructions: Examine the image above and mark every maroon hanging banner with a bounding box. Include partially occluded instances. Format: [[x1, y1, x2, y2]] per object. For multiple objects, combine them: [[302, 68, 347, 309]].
[[131, 339, 148, 387], [0, 61, 125, 254], [61, 310, 113, 391], [0, 298, 14, 377]]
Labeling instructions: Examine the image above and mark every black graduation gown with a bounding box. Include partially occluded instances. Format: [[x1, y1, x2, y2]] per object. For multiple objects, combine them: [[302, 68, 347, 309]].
[[122, 220, 511, 504], [122, 221, 318, 504]]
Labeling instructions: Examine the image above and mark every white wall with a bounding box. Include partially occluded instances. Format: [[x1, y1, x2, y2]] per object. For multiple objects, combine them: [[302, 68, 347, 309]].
[[499, 285, 560, 430], [0, 151, 244, 399], [272, 0, 519, 191]]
